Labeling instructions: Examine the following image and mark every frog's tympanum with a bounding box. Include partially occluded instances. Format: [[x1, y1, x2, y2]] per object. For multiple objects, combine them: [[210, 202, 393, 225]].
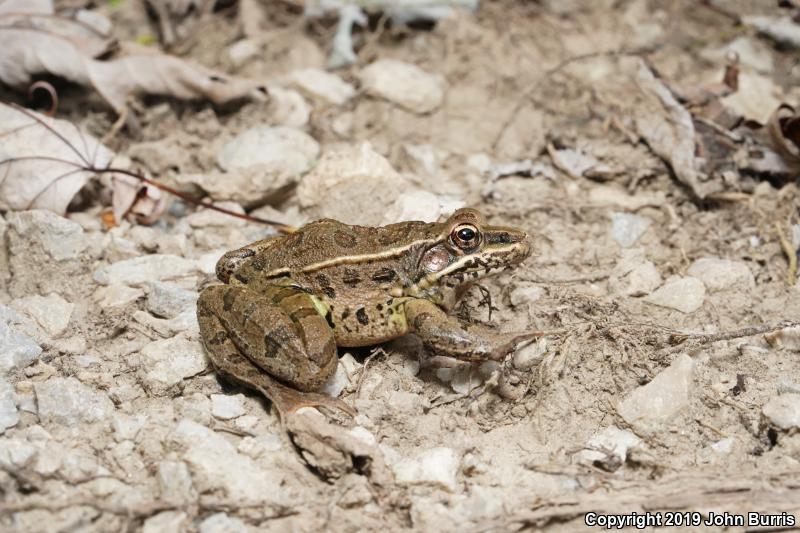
[[197, 208, 536, 418]]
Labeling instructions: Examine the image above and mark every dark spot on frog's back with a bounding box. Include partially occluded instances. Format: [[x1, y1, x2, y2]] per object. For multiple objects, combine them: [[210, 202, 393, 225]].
[[334, 230, 358, 249], [371, 267, 397, 283], [222, 289, 236, 312], [322, 286, 336, 299], [342, 268, 363, 287], [356, 308, 369, 325], [324, 309, 335, 329]]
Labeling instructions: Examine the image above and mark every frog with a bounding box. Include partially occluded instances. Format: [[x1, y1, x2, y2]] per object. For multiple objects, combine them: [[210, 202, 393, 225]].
[[196, 208, 538, 419]]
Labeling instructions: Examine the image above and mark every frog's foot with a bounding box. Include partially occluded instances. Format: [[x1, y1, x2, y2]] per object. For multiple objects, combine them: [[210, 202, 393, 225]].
[[208, 355, 355, 422], [490, 330, 546, 360], [259, 378, 357, 420]]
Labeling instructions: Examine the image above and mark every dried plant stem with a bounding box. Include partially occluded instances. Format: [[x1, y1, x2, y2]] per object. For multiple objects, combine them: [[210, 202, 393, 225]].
[[775, 221, 798, 286], [662, 320, 800, 356]]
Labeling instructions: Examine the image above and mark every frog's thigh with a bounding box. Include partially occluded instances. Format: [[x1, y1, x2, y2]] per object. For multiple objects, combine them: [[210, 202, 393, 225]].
[[197, 285, 337, 391]]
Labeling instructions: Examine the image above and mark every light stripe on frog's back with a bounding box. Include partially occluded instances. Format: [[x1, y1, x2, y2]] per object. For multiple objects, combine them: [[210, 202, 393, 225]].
[[257, 220, 444, 279]]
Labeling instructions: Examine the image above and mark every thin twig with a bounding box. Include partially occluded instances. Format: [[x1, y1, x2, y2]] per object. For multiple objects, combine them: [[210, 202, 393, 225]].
[[524, 271, 611, 285], [662, 320, 800, 356]]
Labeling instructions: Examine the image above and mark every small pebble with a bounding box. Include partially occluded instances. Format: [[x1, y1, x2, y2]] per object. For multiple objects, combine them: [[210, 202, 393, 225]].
[[358, 59, 444, 114], [211, 394, 247, 420], [762, 394, 800, 430], [643, 276, 705, 313], [610, 212, 651, 248]]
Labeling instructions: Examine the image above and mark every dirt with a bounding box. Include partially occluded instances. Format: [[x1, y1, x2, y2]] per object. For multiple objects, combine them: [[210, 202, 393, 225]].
[[1, 0, 799, 532]]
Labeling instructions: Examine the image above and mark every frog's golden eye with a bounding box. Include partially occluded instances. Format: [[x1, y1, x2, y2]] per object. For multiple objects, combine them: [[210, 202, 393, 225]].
[[450, 223, 481, 251]]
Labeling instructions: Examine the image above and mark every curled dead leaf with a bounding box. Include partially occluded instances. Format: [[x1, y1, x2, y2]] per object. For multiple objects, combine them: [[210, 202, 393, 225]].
[[0, 103, 169, 224], [111, 173, 170, 226], [0, 103, 112, 215], [768, 104, 800, 171], [0, 2, 267, 114]]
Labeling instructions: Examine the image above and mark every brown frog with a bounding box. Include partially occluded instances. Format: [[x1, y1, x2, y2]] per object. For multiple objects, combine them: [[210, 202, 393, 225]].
[[197, 208, 536, 418]]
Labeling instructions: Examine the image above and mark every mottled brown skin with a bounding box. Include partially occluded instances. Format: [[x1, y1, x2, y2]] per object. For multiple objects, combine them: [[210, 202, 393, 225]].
[[197, 208, 535, 418]]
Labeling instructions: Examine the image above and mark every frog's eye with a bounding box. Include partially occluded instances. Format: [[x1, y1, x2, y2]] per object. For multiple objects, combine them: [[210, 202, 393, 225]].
[[450, 224, 481, 250]]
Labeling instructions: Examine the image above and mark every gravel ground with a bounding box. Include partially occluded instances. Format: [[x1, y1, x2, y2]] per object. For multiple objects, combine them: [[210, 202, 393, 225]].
[[1, 1, 800, 531]]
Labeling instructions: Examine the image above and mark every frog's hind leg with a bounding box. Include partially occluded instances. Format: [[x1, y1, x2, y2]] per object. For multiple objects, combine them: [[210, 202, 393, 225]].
[[197, 287, 355, 421]]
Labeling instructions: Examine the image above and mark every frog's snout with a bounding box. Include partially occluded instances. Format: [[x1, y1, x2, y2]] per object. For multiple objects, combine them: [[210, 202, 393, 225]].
[[489, 227, 531, 263]]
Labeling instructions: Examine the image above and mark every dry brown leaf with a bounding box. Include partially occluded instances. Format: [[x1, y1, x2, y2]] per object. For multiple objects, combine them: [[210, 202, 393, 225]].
[[599, 57, 720, 198], [0, 5, 266, 113], [0, 0, 115, 58], [0, 104, 169, 223], [769, 104, 800, 169], [628, 59, 717, 198], [0, 103, 113, 215], [111, 173, 170, 226]]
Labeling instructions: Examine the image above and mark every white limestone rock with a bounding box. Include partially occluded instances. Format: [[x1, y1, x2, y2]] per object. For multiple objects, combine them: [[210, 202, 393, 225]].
[[94, 284, 144, 309], [112, 413, 148, 442], [359, 59, 445, 114], [227, 38, 259, 67], [288, 68, 356, 105], [200, 513, 248, 533], [643, 276, 705, 313], [0, 437, 37, 472], [12, 293, 74, 337], [618, 354, 694, 433], [157, 460, 196, 505], [609, 248, 662, 297], [168, 419, 293, 505], [34, 377, 115, 425], [0, 379, 19, 434], [265, 85, 312, 128], [381, 191, 464, 225], [146, 282, 198, 319], [576, 425, 641, 465], [189, 125, 319, 207], [218, 125, 319, 174], [5, 210, 87, 261], [94, 254, 197, 286], [321, 361, 350, 398], [138, 336, 208, 394], [297, 141, 413, 226], [142, 511, 188, 533], [393, 447, 460, 492], [762, 394, 800, 430], [687, 257, 755, 292], [0, 322, 42, 375], [133, 308, 199, 339], [210, 394, 246, 420], [610, 212, 651, 248]]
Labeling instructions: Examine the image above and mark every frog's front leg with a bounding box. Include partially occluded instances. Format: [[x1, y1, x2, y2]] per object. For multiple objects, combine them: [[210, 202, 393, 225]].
[[403, 298, 540, 362], [197, 284, 355, 420]]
